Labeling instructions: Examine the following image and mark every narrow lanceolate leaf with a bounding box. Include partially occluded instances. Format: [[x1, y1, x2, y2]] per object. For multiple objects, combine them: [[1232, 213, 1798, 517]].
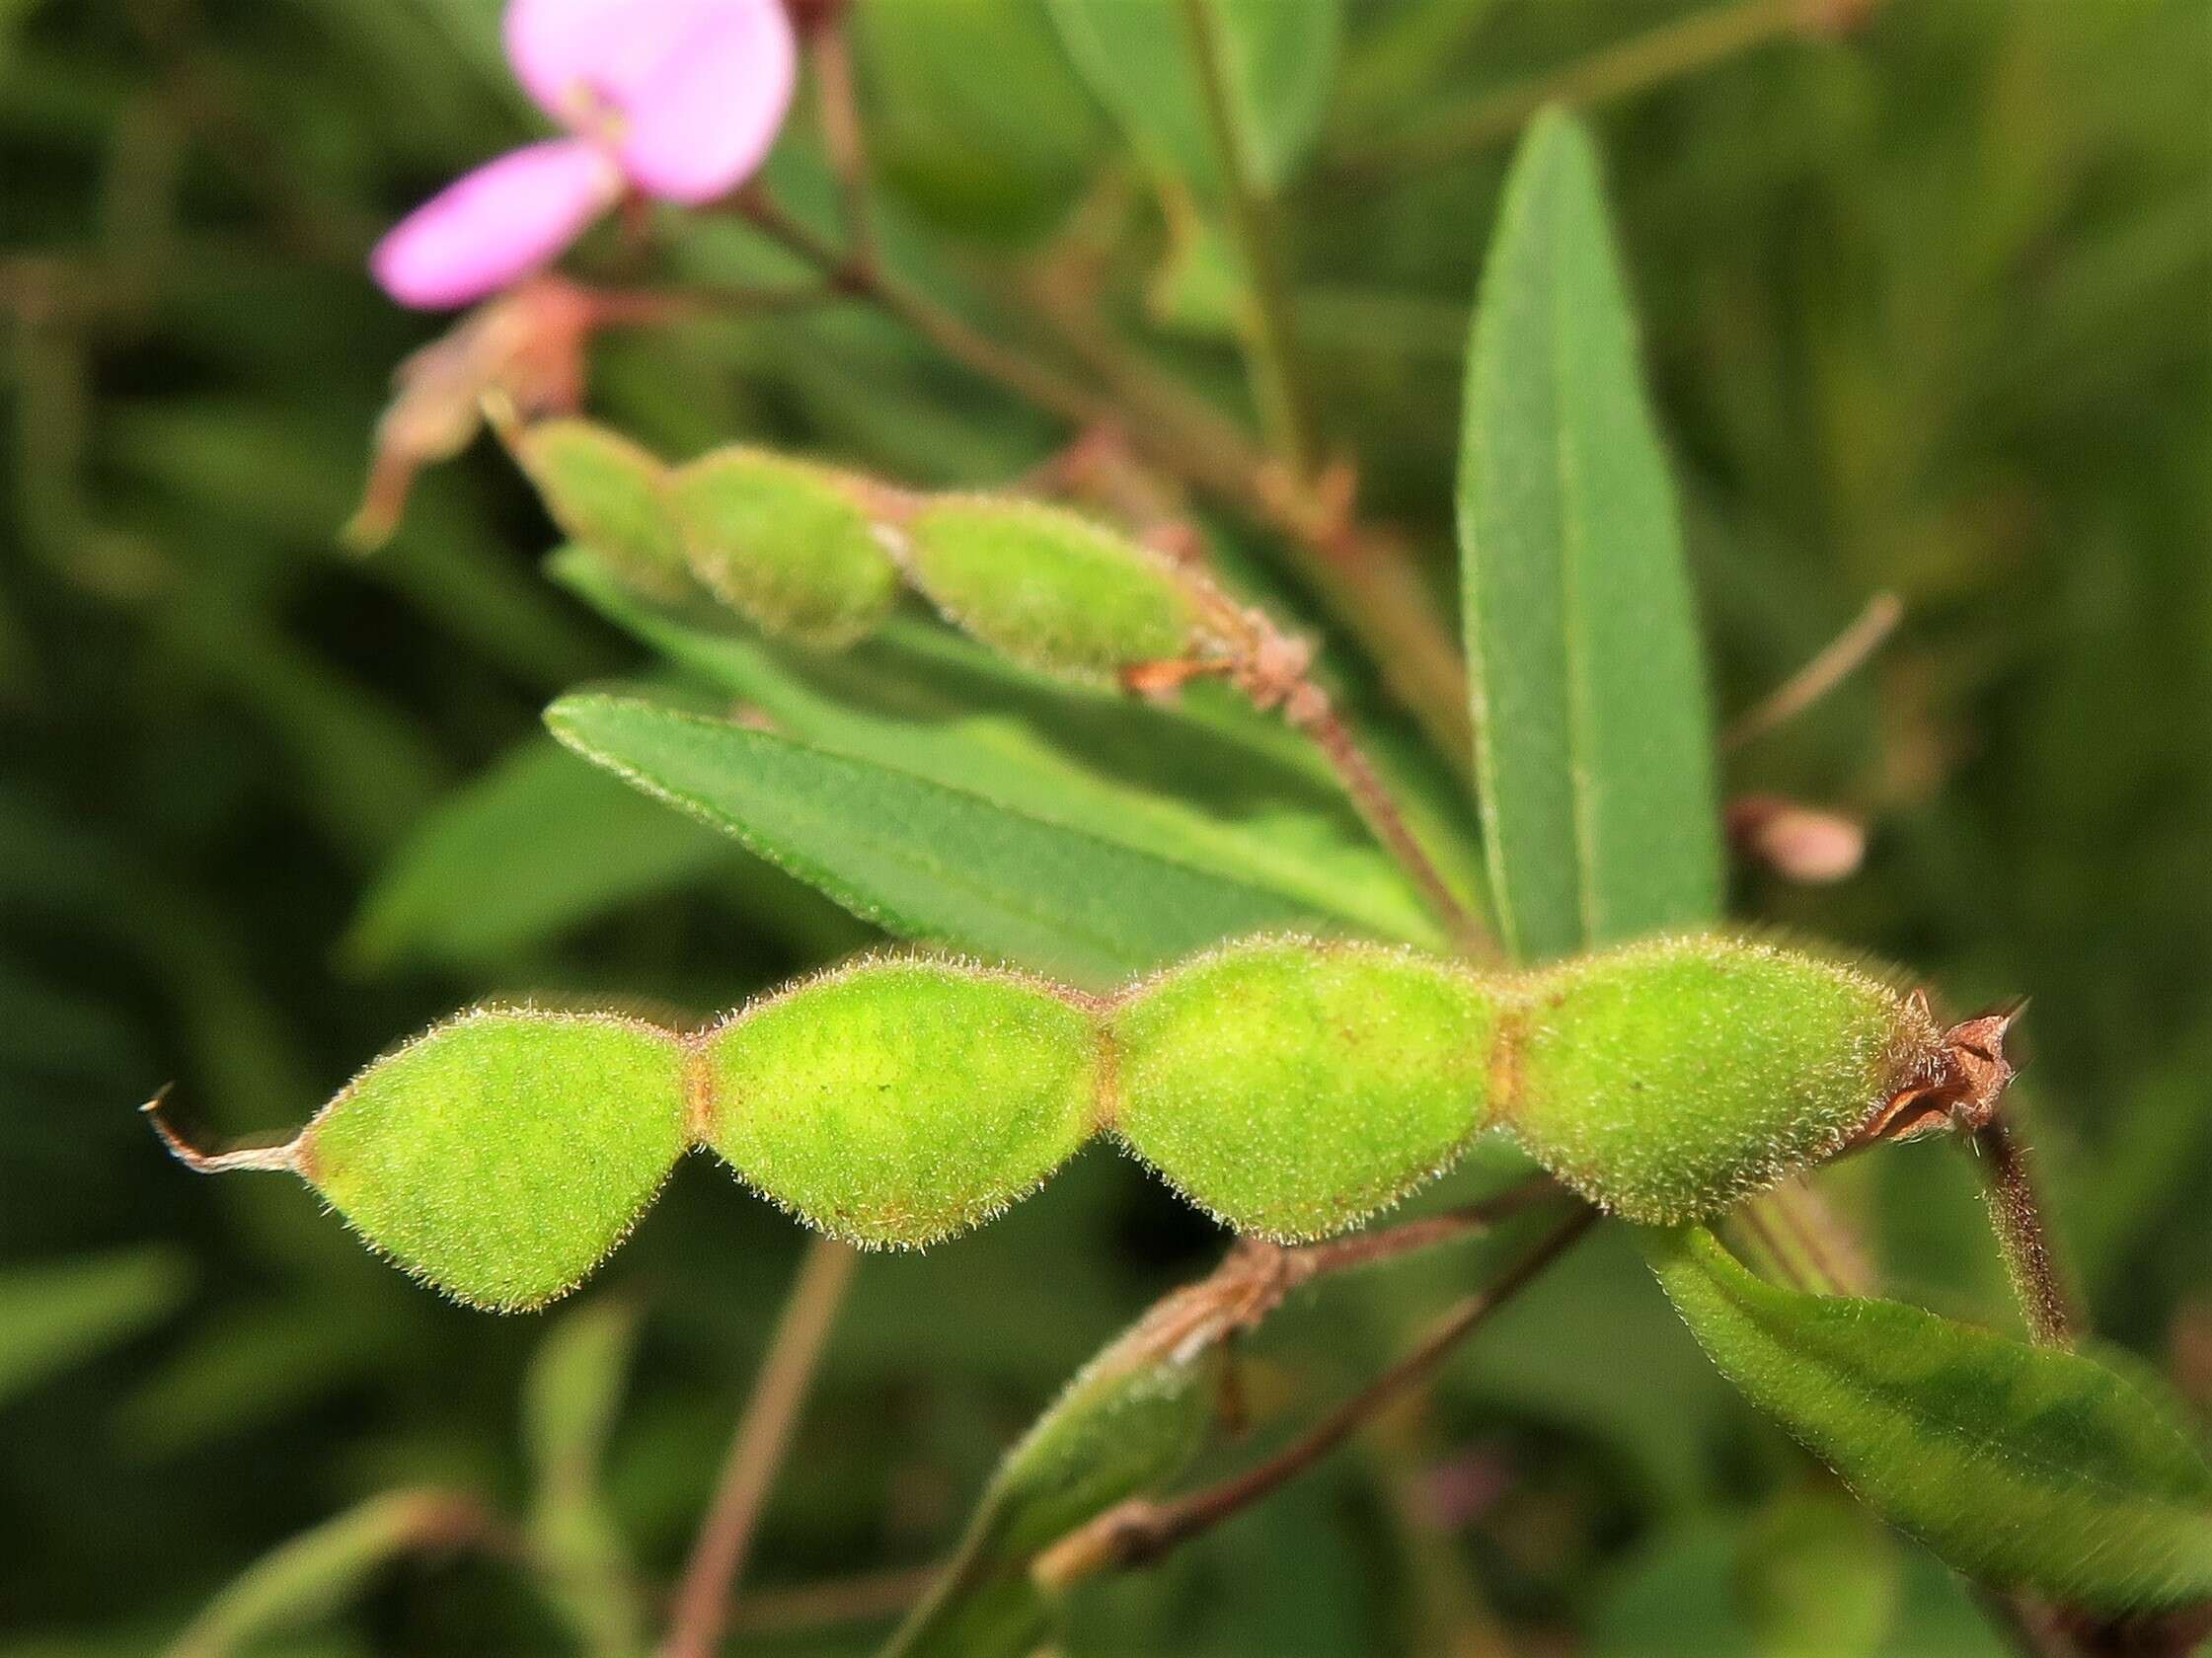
[[1648, 1225, 2212, 1614], [1457, 109, 1721, 962], [883, 1282, 1228, 1658], [1046, 0, 1340, 196], [346, 737, 732, 969], [547, 692, 1328, 985], [0, 1248, 191, 1408], [552, 546, 1457, 951], [523, 1301, 647, 1658], [163, 1488, 486, 1658]]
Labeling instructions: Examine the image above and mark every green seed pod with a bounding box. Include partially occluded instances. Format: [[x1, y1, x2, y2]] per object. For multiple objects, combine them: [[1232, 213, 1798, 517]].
[[305, 1011, 689, 1311], [514, 419, 688, 595], [1503, 938, 1943, 1224], [898, 496, 1203, 683], [669, 447, 901, 646], [1110, 941, 1498, 1240], [156, 933, 2006, 1305], [700, 960, 1101, 1246]]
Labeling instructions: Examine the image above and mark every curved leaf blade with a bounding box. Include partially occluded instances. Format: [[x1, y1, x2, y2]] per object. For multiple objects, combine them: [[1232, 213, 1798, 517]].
[[552, 546, 1455, 950], [1456, 109, 1721, 961], [523, 1301, 647, 1658], [346, 737, 733, 969], [547, 692, 1332, 984], [163, 1488, 485, 1658], [883, 1281, 1226, 1658], [1648, 1224, 2212, 1615]]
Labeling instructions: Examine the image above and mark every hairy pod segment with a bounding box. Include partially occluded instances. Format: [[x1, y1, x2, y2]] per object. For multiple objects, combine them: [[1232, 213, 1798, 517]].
[[514, 419, 689, 597], [301, 1011, 690, 1312], [668, 447, 901, 646], [1501, 938, 1943, 1224], [698, 961, 1102, 1247], [898, 497, 1205, 684], [153, 937, 2008, 1307], [1109, 941, 1499, 1240]]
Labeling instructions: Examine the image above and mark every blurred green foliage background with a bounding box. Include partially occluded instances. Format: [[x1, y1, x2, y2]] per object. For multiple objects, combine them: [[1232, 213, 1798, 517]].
[[3, 0, 2207, 1652]]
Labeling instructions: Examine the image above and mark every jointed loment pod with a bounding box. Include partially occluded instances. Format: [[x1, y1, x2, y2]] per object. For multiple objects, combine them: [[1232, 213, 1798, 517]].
[[149, 935, 2019, 1312], [510, 419, 1219, 687]]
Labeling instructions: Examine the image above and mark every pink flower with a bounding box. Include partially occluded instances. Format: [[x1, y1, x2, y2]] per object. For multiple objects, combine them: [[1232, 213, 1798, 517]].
[[372, 0, 797, 310]]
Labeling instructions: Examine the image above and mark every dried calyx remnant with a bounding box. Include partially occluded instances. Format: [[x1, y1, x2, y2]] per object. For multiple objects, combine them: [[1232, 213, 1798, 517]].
[[1855, 996, 2023, 1144], [147, 934, 2021, 1313]]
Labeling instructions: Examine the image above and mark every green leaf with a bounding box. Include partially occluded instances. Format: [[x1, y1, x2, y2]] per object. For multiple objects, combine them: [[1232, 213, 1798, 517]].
[[162, 1488, 485, 1658], [853, 0, 1103, 240], [345, 737, 734, 969], [883, 1285, 1226, 1657], [1647, 1224, 2212, 1614], [1587, 1497, 1897, 1658], [1739, 1491, 1900, 1658], [1047, 0, 1340, 196], [0, 1248, 191, 1408], [552, 546, 1454, 952], [1588, 1520, 1753, 1658], [522, 1300, 647, 1658], [546, 692, 1335, 985], [1456, 109, 1721, 962], [114, 1303, 390, 1457]]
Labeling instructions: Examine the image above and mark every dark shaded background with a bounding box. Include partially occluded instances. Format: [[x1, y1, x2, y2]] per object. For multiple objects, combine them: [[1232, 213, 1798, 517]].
[[4, 1, 2208, 1652]]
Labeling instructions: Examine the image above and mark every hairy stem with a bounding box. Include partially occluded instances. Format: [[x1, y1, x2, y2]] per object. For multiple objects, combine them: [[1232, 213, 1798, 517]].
[[1971, 1118, 2078, 1348], [1285, 1176, 1564, 1279], [1289, 693, 1492, 959], [661, 1238, 859, 1658], [1178, 0, 1323, 478], [1034, 1206, 1597, 1589], [1150, 550, 1489, 956]]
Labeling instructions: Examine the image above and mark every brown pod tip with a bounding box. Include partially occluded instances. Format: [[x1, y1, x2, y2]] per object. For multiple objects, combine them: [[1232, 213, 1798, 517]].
[[142, 1087, 300, 1175], [1860, 995, 2026, 1144]]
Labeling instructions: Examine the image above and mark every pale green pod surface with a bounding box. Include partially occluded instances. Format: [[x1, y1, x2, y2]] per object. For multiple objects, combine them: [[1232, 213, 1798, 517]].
[[515, 419, 687, 594], [1506, 938, 1937, 1224], [669, 448, 900, 646], [901, 497, 1201, 682], [701, 962, 1101, 1246], [302, 1012, 690, 1311], [1111, 942, 1497, 1240]]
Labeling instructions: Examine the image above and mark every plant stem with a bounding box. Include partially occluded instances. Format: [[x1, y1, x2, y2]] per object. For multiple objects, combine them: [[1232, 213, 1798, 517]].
[[1290, 692, 1492, 958], [806, 17, 875, 264], [737, 189, 1118, 434], [1723, 589, 1903, 750], [722, 1561, 941, 1638], [1178, 0, 1324, 479], [1034, 1206, 1597, 1589], [1285, 1177, 1564, 1279], [1127, 528, 1489, 956], [661, 1238, 859, 1658], [1971, 1118, 2078, 1348], [1335, 0, 1883, 174]]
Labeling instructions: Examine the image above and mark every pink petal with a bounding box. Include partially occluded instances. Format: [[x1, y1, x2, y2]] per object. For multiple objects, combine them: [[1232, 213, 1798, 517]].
[[503, 0, 795, 204], [371, 139, 622, 310]]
